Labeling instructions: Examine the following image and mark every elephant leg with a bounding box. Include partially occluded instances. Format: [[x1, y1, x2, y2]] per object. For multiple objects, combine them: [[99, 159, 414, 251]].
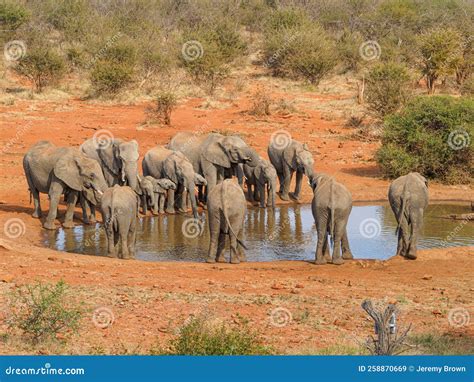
[[229, 233, 240, 264], [105, 222, 117, 258], [332, 226, 344, 265], [176, 184, 186, 213], [119, 222, 130, 260], [277, 172, 284, 194], [238, 231, 246, 262], [206, 231, 219, 263], [44, 182, 64, 230], [158, 194, 165, 214], [127, 218, 137, 259], [323, 234, 331, 262], [395, 229, 404, 257], [246, 181, 254, 202], [315, 222, 328, 265], [257, 182, 265, 208], [63, 190, 78, 229], [89, 204, 96, 223], [341, 229, 353, 260], [141, 194, 148, 215], [198, 185, 205, 204], [290, 171, 303, 200], [166, 189, 176, 214], [406, 212, 420, 260], [280, 166, 293, 201], [80, 196, 90, 224], [254, 183, 260, 202], [31, 188, 42, 218], [216, 232, 227, 263]]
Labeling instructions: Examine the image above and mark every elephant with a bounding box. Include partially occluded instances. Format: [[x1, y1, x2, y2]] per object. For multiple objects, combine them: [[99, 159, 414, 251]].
[[137, 175, 176, 215], [388, 172, 429, 260], [268, 139, 314, 201], [142, 146, 206, 218], [23, 141, 108, 230], [80, 137, 139, 223], [100, 185, 139, 259], [310, 173, 353, 265], [206, 179, 247, 264], [168, 132, 260, 197], [243, 158, 277, 208]]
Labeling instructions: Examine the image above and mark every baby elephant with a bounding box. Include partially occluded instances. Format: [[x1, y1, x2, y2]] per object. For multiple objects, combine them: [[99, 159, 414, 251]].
[[206, 179, 247, 264], [243, 159, 277, 208], [137, 175, 176, 215], [388, 172, 428, 260], [310, 174, 353, 265], [101, 185, 139, 259]]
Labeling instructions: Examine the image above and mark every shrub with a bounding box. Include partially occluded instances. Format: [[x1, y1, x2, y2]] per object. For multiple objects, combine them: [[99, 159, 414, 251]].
[[417, 28, 463, 93], [249, 86, 272, 116], [7, 280, 82, 344], [90, 43, 136, 94], [365, 62, 411, 118], [376, 96, 474, 183], [150, 92, 178, 125], [264, 22, 337, 85], [0, 2, 29, 30], [460, 77, 474, 96], [168, 316, 270, 355], [15, 49, 66, 92]]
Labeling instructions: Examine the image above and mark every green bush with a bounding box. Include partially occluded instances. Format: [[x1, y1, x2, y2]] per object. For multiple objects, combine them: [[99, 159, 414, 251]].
[[418, 28, 463, 93], [264, 22, 337, 84], [0, 2, 29, 30], [90, 43, 136, 94], [376, 96, 473, 183], [366, 62, 411, 118], [168, 316, 271, 355], [15, 49, 66, 92], [7, 280, 82, 344]]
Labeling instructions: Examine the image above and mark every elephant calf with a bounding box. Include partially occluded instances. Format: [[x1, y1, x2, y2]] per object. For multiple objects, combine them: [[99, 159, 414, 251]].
[[310, 174, 353, 265], [388, 172, 429, 260], [206, 179, 247, 264], [100, 185, 139, 259], [243, 158, 277, 208], [137, 175, 176, 215]]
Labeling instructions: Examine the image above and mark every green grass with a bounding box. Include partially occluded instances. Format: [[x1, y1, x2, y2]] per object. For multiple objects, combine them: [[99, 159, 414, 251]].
[[409, 333, 474, 355]]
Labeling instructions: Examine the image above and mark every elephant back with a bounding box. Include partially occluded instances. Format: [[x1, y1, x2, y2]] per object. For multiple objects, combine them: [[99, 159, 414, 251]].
[[168, 131, 207, 173], [143, 146, 173, 178]]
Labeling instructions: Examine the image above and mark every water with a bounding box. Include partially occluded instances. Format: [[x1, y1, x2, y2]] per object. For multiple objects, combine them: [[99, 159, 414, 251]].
[[42, 204, 473, 262]]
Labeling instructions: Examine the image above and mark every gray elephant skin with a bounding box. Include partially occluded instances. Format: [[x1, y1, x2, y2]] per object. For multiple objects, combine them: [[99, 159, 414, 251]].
[[137, 175, 176, 215], [388, 172, 429, 260], [142, 146, 205, 218], [243, 158, 277, 208], [268, 139, 314, 201], [100, 185, 139, 259], [23, 141, 108, 230], [168, 132, 259, 196], [206, 179, 247, 264], [310, 173, 353, 265]]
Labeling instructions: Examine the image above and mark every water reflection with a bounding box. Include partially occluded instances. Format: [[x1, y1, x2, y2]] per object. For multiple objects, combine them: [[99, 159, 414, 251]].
[[43, 204, 473, 262]]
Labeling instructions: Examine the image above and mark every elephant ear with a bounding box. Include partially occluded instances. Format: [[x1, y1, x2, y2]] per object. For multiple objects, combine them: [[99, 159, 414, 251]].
[[163, 155, 179, 184], [97, 140, 121, 176], [283, 142, 297, 169], [153, 180, 167, 193], [54, 153, 83, 191], [119, 140, 139, 162], [202, 140, 231, 168]]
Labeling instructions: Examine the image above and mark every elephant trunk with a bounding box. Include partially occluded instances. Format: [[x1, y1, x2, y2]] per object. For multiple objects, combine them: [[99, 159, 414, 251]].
[[123, 161, 138, 191], [187, 181, 199, 219], [269, 178, 277, 208], [304, 163, 314, 178]]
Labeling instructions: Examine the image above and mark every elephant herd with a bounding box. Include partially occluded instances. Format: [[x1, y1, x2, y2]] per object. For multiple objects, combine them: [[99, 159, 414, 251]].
[[22, 131, 429, 264]]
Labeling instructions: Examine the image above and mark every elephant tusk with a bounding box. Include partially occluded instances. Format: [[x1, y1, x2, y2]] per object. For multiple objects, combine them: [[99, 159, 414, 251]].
[[96, 189, 103, 196]]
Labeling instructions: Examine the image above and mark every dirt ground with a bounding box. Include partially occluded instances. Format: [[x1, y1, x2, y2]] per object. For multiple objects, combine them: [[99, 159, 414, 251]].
[[0, 74, 472, 354]]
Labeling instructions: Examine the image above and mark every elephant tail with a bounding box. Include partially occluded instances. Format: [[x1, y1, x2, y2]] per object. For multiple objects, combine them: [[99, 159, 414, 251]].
[[221, 181, 248, 250], [328, 179, 335, 247]]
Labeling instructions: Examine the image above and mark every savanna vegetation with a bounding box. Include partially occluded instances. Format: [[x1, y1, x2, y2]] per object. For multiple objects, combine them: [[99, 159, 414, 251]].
[[1, 0, 472, 183]]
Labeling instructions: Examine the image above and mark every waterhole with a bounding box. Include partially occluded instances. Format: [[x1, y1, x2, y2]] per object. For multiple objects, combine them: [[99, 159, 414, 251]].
[[42, 204, 473, 262]]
